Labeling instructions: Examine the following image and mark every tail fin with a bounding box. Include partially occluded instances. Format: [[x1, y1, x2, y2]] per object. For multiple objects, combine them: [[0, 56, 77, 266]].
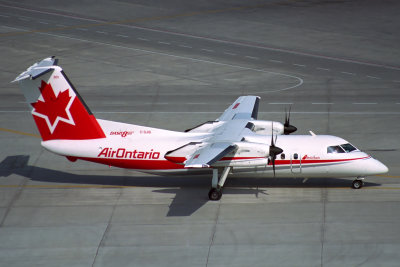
[[13, 57, 105, 141]]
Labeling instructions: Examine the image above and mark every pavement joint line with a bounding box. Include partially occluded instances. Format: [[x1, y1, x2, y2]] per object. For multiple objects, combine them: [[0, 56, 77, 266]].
[[4, 111, 400, 114], [0, 127, 40, 138], [2, 3, 400, 71], [0, 184, 398, 190], [376, 174, 400, 178]]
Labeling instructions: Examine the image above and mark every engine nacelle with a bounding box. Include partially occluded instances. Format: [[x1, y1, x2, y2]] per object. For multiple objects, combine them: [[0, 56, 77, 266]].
[[212, 142, 270, 167], [247, 120, 284, 135]]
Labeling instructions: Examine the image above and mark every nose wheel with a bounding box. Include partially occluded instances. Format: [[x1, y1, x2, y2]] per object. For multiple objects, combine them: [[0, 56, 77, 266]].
[[352, 178, 364, 189], [208, 188, 222, 201]]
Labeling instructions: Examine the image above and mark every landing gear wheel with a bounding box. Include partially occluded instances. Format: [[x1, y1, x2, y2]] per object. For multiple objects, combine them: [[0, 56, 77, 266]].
[[208, 188, 222, 201], [352, 179, 364, 189]]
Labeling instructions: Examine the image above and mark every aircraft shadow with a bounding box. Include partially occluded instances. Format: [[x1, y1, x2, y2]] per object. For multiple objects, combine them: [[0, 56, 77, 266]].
[[1, 155, 381, 216]]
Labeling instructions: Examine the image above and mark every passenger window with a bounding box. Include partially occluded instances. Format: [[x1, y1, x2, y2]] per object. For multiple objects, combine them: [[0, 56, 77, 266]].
[[327, 146, 345, 153], [293, 153, 298, 160], [281, 153, 285, 159]]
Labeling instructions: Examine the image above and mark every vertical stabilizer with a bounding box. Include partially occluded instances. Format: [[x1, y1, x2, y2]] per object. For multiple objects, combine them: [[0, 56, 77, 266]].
[[13, 57, 105, 141]]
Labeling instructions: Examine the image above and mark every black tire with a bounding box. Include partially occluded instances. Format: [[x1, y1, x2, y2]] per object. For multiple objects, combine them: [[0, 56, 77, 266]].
[[352, 180, 363, 189], [208, 188, 222, 201]]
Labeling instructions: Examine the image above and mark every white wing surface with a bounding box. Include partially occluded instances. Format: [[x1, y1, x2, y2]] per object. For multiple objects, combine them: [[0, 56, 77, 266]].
[[181, 96, 261, 168]]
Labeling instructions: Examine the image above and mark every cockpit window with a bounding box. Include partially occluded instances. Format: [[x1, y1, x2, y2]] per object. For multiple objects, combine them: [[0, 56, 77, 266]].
[[340, 143, 358, 153], [327, 145, 345, 153]]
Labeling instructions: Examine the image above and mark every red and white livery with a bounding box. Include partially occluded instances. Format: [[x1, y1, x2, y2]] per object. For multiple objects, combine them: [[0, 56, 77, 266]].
[[14, 57, 388, 200]]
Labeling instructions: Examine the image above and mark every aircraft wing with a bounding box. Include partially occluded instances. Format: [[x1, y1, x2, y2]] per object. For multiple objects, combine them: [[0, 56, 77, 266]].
[[184, 142, 237, 168], [217, 96, 260, 121]]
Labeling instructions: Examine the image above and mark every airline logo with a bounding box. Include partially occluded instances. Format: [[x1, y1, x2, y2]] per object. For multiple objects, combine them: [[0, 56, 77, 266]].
[[98, 147, 160, 159], [31, 81, 75, 134]]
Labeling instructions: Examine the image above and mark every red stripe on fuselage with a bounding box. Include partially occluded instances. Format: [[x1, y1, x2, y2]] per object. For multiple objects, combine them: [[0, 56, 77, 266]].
[[76, 156, 370, 171]]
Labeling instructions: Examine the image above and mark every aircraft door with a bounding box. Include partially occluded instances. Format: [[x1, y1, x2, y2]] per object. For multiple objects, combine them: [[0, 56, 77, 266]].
[[291, 153, 302, 174]]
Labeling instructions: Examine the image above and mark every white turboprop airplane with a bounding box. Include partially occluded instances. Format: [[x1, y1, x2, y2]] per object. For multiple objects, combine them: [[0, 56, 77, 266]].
[[13, 57, 388, 200]]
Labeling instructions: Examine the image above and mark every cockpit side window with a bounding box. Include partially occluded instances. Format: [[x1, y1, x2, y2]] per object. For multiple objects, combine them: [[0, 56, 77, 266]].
[[340, 143, 358, 153], [327, 145, 345, 153]]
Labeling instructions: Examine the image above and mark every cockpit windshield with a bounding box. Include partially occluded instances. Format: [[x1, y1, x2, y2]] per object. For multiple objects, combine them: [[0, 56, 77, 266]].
[[340, 143, 358, 152], [327, 143, 358, 153], [327, 143, 358, 154], [327, 146, 345, 153]]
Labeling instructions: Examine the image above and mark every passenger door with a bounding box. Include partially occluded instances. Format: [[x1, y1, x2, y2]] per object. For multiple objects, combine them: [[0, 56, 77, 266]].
[[290, 153, 302, 174]]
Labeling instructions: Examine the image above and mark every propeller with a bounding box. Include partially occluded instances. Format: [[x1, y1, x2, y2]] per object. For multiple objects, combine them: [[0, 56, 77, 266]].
[[283, 106, 297, 135], [269, 123, 283, 177]]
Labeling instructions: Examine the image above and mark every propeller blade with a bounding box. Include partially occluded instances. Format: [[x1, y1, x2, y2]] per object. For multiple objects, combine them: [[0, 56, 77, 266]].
[[272, 157, 276, 177], [283, 106, 297, 135]]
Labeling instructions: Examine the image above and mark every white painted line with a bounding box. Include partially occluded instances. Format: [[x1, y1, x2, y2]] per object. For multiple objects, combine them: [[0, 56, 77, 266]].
[[245, 56, 259, 60], [268, 103, 293, 105], [4, 110, 400, 115], [293, 64, 306, 67], [366, 75, 381, 79], [312, 103, 334, 105], [116, 34, 128, 38], [341, 71, 356, 75], [2, 2, 398, 71], [179, 45, 192, 48], [39, 21, 49, 24], [0, 14, 10, 18], [26, 28, 304, 93], [352, 103, 377, 105], [223, 52, 236, 56], [137, 37, 149, 41], [316, 67, 330, 71], [201, 48, 214, 52], [96, 31, 107, 34], [158, 41, 170, 45], [269, 59, 283, 63]]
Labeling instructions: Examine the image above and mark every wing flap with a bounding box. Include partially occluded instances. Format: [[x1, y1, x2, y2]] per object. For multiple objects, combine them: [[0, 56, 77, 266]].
[[184, 142, 237, 168]]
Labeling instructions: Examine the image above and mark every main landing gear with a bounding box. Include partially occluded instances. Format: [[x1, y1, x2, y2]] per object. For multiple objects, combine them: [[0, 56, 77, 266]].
[[208, 167, 231, 201], [351, 177, 364, 189]]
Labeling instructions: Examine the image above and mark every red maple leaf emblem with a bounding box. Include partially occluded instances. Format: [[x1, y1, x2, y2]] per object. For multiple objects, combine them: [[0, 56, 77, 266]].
[[31, 81, 73, 132]]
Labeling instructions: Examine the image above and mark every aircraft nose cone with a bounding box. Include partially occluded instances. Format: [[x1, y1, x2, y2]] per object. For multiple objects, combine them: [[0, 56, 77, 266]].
[[284, 125, 297, 135], [374, 159, 389, 174], [366, 158, 389, 175]]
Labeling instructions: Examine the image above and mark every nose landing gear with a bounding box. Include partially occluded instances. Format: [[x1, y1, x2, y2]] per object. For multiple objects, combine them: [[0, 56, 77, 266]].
[[352, 177, 364, 189]]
